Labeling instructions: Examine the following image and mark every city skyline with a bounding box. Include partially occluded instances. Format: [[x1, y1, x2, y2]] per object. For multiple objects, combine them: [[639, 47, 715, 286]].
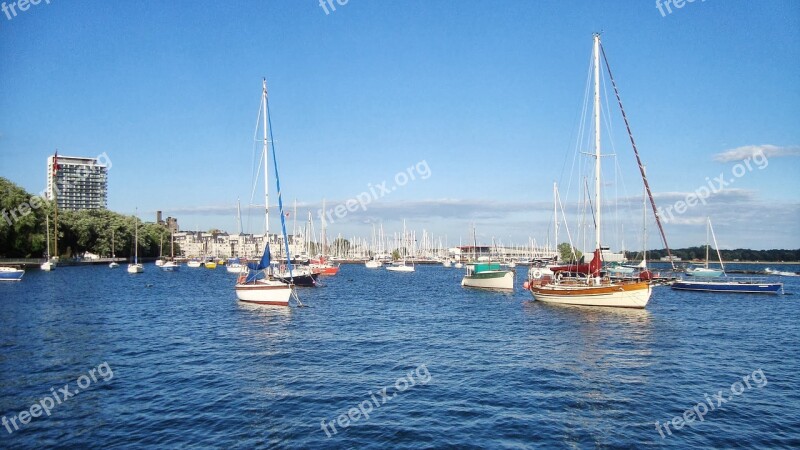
[[2, 1, 798, 250]]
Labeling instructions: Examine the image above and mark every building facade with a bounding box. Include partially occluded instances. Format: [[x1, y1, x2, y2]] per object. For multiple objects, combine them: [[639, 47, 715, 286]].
[[46, 155, 108, 211]]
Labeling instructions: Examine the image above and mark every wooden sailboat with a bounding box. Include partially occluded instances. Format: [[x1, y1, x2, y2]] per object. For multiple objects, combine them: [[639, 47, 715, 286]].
[[528, 34, 651, 308], [234, 79, 298, 306]]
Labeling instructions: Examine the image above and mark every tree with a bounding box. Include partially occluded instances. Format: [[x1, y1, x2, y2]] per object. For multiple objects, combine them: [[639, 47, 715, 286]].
[[557, 242, 582, 262]]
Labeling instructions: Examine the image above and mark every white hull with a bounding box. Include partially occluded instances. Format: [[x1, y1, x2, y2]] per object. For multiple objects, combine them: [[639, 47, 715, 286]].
[[40, 261, 55, 271], [187, 261, 202, 268], [365, 260, 383, 268], [387, 264, 414, 272], [454, 262, 463, 269], [227, 264, 247, 273], [127, 264, 144, 274], [108, 262, 120, 269], [235, 279, 292, 306], [461, 271, 514, 290], [531, 283, 651, 309], [161, 262, 179, 271], [442, 260, 452, 268], [155, 260, 165, 267]]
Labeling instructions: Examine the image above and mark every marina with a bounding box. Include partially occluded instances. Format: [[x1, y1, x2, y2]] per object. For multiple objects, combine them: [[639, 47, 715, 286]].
[[1, 1, 799, 448], [1, 262, 798, 448]]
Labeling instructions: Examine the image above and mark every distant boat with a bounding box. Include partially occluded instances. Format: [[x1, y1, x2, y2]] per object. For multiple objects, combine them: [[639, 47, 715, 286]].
[[109, 230, 120, 268], [442, 259, 452, 268], [672, 217, 783, 294], [226, 258, 247, 273], [204, 260, 217, 269], [671, 278, 783, 294], [461, 227, 514, 290], [127, 209, 144, 274], [187, 259, 202, 268], [685, 218, 724, 278], [462, 262, 514, 290], [0, 266, 25, 281], [234, 79, 297, 306], [41, 214, 56, 271], [386, 220, 415, 273], [161, 230, 179, 271], [274, 264, 319, 287]]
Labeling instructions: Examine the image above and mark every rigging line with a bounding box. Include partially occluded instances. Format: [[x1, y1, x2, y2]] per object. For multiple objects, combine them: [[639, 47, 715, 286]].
[[599, 41, 676, 269]]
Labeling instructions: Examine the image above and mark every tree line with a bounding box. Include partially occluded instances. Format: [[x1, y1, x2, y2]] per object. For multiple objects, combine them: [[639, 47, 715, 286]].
[[626, 247, 800, 262], [0, 177, 176, 259]]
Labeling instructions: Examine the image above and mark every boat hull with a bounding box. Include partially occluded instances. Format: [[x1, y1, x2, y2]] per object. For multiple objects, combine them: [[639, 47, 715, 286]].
[[127, 264, 144, 274], [386, 265, 414, 272], [161, 262, 179, 271], [530, 280, 651, 308], [365, 260, 383, 268], [0, 267, 24, 281], [671, 280, 783, 294], [235, 280, 292, 306], [461, 271, 514, 290]]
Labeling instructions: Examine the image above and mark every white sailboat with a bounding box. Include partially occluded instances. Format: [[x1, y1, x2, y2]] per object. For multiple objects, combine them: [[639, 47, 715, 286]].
[[365, 224, 383, 268], [155, 234, 165, 267], [234, 79, 296, 306], [161, 229, 179, 271], [41, 214, 55, 271], [127, 209, 144, 274], [528, 34, 651, 309], [386, 220, 415, 272], [684, 217, 725, 277], [109, 229, 120, 268]]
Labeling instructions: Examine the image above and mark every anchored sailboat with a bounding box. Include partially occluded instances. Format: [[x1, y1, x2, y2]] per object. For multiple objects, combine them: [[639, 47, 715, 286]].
[[684, 217, 725, 277], [528, 34, 651, 308], [127, 209, 144, 274], [234, 79, 300, 306]]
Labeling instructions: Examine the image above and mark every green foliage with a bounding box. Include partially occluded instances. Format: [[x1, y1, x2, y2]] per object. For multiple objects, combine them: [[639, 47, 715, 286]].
[[557, 242, 582, 262], [629, 247, 800, 262], [0, 178, 175, 259], [391, 249, 401, 261]]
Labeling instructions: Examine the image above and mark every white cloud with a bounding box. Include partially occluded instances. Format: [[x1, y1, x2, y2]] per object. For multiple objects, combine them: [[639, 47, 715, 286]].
[[713, 144, 800, 162]]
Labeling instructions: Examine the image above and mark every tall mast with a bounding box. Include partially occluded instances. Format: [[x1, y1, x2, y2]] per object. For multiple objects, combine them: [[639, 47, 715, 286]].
[[705, 217, 710, 269], [593, 33, 602, 252], [262, 79, 270, 240], [553, 182, 558, 250], [236, 197, 242, 235]]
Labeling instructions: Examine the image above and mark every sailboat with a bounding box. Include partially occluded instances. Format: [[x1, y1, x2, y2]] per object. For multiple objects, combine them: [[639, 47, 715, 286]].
[[672, 219, 783, 294], [365, 224, 383, 268], [387, 220, 415, 272], [161, 229, 179, 271], [234, 78, 299, 306], [310, 199, 340, 276], [109, 229, 120, 268], [528, 34, 651, 309], [155, 234, 165, 267], [41, 214, 55, 271], [127, 210, 144, 273], [684, 218, 725, 277], [461, 226, 514, 290]]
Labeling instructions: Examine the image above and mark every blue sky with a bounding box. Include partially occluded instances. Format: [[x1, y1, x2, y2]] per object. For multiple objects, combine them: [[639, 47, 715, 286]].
[[1, 0, 798, 250]]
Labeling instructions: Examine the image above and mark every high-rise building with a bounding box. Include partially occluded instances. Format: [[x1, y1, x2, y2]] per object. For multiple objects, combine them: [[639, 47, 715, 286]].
[[46, 155, 108, 211]]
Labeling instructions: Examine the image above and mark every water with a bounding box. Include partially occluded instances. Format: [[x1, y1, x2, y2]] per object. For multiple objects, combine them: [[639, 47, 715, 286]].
[[1, 263, 799, 448]]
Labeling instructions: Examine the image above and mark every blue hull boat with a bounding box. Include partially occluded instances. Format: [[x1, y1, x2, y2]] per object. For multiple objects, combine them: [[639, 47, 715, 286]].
[[672, 278, 783, 295], [0, 267, 25, 281]]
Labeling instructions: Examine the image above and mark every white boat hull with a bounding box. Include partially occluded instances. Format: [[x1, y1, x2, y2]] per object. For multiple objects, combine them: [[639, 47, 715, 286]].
[[365, 260, 383, 268], [531, 281, 651, 308], [235, 279, 292, 306], [461, 271, 514, 290], [227, 264, 247, 273], [387, 265, 414, 272], [187, 261, 202, 268], [127, 264, 144, 274], [40, 261, 55, 271], [161, 262, 179, 271], [108, 262, 120, 269]]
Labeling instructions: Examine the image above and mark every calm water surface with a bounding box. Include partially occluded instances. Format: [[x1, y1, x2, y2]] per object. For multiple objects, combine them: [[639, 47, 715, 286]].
[[1, 263, 799, 448]]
